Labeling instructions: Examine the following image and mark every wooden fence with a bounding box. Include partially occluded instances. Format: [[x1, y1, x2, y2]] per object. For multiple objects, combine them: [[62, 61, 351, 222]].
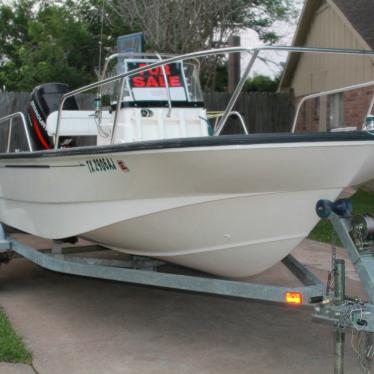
[[204, 92, 294, 134], [0, 91, 295, 151], [0, 92, 30, 152]]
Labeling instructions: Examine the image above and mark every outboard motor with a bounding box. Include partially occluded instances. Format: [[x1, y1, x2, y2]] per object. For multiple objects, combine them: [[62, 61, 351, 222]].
[[26, 83, 79, 150]]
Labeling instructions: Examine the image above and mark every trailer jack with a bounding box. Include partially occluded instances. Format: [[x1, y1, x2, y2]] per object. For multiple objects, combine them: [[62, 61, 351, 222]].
[[313, 199, 374, 374]]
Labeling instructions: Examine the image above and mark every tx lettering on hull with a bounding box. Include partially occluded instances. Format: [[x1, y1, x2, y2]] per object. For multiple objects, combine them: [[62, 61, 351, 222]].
[[86, 157, 129, 174]]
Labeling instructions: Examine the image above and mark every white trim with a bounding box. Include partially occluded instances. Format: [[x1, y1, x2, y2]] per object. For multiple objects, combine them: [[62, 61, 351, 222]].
[[316, 3, 329, 16]]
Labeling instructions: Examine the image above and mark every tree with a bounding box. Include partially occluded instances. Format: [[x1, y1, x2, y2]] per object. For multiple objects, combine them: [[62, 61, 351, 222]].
[[107, 0, 295, 91], [0, 0, 295, 92], [70, 0, 134, 59], [0, 0, 128, 91], [0, 0, 33, 90], [108, 0, 295, 53], [244, 74, 280, 92]]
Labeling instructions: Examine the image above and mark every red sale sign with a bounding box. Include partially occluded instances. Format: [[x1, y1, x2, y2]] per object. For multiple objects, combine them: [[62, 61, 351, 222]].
[[125, 59, 188, 101], [127, 62, 183, 88]]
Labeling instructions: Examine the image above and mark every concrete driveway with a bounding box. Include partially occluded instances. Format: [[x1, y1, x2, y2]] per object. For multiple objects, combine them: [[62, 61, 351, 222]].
[[0, 236, 369, 374]]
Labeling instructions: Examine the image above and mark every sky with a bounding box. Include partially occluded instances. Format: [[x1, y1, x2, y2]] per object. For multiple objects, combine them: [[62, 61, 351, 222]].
[[240, 0, 304, 78]]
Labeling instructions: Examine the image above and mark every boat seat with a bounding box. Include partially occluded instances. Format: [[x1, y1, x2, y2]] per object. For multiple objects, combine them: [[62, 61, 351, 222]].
[[46, 110, 112, 137]]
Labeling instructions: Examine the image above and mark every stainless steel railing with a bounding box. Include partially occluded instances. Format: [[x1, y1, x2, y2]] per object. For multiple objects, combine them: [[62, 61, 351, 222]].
[[209, 111, 248, 135], [100, 52, 201, 82], [54, 46, 254, 148], [101, 52, 174, 81], [367, 92, 374, 119], [291, 80, 374, 133], [1, 46, 373, 152], [49, 46, 374, 148], [155, 52, 172, 118], [0, 112, 33, 152]]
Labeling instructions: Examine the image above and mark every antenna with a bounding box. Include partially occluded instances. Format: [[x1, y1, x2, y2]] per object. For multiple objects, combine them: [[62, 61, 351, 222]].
[[95, 0, 106, 118], [98, 0, 106, 80]]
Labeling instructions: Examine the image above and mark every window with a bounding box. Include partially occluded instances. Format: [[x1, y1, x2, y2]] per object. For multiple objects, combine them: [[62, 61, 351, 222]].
[[329, 93, 344, 129], [314, 97, 320, 121]]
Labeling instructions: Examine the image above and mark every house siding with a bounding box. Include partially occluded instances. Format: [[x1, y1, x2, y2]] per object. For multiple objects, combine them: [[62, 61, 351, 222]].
[[284, 0, 374, 191], [290, 3, 374, 97]]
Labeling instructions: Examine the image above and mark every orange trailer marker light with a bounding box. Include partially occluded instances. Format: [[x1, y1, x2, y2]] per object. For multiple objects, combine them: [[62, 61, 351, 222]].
[[285, 291, 303, 305]]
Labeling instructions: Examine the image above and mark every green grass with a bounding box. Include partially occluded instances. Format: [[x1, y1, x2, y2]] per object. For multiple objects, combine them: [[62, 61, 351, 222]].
[[0, 307, 32, 364], [309, 189, 374, 244]]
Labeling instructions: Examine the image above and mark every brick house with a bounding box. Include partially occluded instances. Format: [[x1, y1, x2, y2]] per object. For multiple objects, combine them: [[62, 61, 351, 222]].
[[279, 0, 374, 133]]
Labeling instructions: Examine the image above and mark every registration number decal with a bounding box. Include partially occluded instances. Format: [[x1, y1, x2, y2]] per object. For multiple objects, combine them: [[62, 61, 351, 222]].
[[86, 157, 129, 174]]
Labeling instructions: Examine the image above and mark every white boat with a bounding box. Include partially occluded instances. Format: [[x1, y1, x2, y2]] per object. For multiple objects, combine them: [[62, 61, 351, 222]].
[[1, 46, 374, 278]]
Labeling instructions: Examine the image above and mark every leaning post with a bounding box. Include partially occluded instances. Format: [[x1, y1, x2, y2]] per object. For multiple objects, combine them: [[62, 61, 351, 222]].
[[334, 259, 346, 374]]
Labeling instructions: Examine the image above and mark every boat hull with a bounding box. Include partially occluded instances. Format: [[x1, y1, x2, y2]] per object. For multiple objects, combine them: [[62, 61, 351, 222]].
[[1, 133, 374, 277], [84, 189, 340, 277]]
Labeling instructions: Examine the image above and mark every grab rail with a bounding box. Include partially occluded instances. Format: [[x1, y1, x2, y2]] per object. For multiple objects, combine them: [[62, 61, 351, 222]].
[[54, 46, 254, 148], [0, 112, 33, 152], [109, 77, 126, 144], [291, 80, 374, 133], [209, 111, 248, 135], [367, 92, 374, 119], [155, 53, 172, 118], [55, 46, 374, 149]]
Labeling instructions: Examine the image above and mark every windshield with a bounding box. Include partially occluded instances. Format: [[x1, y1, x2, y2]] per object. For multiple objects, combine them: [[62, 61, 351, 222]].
[[112, 58, 204, 104]]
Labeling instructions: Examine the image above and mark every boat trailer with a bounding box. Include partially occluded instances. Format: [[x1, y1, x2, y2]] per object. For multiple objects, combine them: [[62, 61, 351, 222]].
[[1, 199, 374, 373]]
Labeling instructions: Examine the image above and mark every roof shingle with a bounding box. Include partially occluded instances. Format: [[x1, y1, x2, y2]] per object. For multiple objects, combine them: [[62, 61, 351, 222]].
[[333, 0, 374, 49]]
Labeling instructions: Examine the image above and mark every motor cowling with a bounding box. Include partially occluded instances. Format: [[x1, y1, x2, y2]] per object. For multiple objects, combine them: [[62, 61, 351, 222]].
[[26, 83, 79, 150]]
